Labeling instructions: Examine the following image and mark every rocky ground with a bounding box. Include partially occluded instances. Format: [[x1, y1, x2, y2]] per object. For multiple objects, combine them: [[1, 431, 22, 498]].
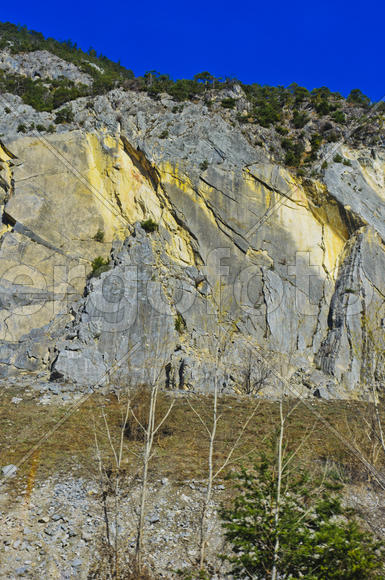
[[0, 378, 225, 578], [1, 472, 228, 579], [1, 381, 385, 578]]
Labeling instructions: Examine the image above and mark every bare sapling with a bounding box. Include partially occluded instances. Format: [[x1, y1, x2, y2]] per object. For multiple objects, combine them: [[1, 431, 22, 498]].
[[187, 329, 262, 571], [93, 395, 137, 578], [133, 370, 175, 572]]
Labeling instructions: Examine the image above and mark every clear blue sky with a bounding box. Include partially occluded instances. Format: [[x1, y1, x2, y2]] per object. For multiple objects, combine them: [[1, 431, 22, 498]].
[[2, 0, 384, 100]]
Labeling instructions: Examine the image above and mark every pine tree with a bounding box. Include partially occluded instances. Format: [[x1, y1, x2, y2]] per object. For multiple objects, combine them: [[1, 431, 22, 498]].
[[221, 453, 384, 579]]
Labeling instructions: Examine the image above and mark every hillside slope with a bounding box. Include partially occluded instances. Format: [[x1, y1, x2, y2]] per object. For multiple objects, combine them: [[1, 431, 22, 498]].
[[0, 25, 384, 399]]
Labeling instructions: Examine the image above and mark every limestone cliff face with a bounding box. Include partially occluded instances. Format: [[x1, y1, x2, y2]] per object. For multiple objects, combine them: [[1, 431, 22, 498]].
[[0, 94, 384, 399], [0, 49, 93, 85]]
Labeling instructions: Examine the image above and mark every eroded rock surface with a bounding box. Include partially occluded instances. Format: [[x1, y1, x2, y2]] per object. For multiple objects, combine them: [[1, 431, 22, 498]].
[[0, 90, 384, 399], [0, 49, 92, 85]]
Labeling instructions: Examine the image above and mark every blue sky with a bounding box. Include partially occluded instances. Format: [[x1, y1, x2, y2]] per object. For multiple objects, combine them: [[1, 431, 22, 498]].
[[2, 0, 384, 100]]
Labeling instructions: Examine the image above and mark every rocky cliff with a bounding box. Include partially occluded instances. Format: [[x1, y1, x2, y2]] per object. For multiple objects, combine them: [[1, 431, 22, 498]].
[[0, 45, 384, 399]]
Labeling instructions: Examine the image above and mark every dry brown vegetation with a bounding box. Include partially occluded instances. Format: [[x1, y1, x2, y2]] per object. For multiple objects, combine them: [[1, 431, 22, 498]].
[[1, 384, 385, 491], [2, 384, 385, 579]]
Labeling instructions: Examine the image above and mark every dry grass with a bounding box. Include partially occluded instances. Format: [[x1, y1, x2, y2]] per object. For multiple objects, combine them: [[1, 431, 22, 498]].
[[87, 542, 155, 580], [1, 384, 385, 492], [124, 385, 174, 442]]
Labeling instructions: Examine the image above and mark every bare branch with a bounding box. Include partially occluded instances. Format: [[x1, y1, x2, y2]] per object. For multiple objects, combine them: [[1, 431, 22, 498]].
[[214, 401, 261, 479], [102, 408, 119, 468], [186, 397, 211, 437], [129, 407, 147, 433], [153, 400, 175, 435]]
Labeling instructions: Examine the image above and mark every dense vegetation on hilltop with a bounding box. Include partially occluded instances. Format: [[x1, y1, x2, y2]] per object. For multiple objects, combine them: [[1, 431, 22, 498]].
[[0, 21, 135, 111], [0, 22, 373, 112], [0, 22, 135, 84], [0, 22, 383, 169]]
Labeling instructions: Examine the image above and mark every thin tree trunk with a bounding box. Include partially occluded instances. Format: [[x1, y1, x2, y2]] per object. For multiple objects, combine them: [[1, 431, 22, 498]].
[[199, 375, 218, 569], [372, 383, 385, 454], [272, 400, 284, 580], [135, 383, 157, 571]]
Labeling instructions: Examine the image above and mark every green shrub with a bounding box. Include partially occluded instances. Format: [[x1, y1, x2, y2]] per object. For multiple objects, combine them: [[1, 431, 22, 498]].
[[254, 102, 281, 127], [343, 158, 352, 166], [327, 131, 339, 142], [332, 109, 346, 124], [221, 97, 236, 109], [166, 78, 204, 102], [35, 123, 46, 132], [175, 312, 186, 333], [159, 129, 169, 139], [47, 124, 56, 133], [199, 160, 209, 171], [176, 568, 209, 579], [141, 218, 158, 233], [221, 456, 384, 579], [333, 153, 343, 163], [347, 88, 370, 107], [281, 138, 304, 167], [93, 229, 104, 242], [54, 106, 74, 124], [292, 110, 308, 128], [309, 133, 323, 160], [288, 83, 310, 106], [316, 99, 331, 115], [283, 151, 296, 166], [90, 256, 110, 277], [193, 71, 217, 86], [21, 80, 53, 111], [4, 107, 11, 113], [17, 123, 27, 133], [275, 125, 288, 135]]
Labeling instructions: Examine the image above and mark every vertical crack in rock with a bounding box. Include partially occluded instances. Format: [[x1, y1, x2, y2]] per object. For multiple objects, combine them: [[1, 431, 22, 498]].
[[0, 125, 383, 398]]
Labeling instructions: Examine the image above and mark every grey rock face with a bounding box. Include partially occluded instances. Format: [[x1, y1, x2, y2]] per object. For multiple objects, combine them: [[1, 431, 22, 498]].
[[0, 50, 92, 85], [0, 87, 383, 398], [316, 227, 385, 395], [52, 226, 179, 386], [324, 147, 385, 241]]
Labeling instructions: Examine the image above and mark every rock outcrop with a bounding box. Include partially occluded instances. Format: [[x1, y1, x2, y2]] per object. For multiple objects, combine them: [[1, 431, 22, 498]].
[[0, 82, 384, 399], [0, 49, 93, 85]]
